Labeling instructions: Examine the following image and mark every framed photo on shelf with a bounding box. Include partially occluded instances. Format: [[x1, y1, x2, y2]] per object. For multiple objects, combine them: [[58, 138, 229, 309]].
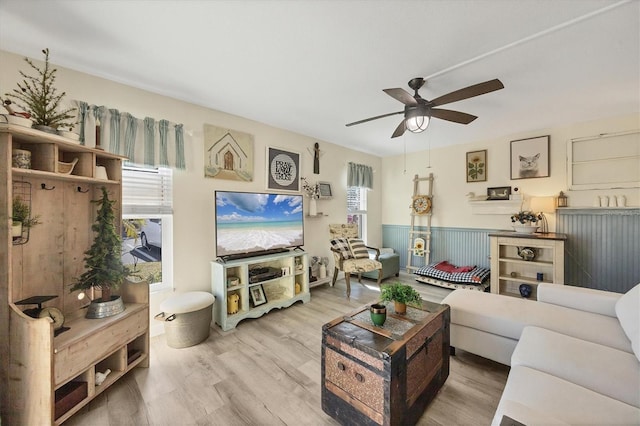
[[466, 149, 487, 182], [510, 135, 550, 180], [266, 147, 300, 192], [250, 284, 268, 307], [487, 186, 511, 200], [317, 181, 333, 199]]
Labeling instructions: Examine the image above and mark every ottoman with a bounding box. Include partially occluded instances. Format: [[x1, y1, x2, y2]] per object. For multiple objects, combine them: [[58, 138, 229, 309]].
[[362, 250, 400, 280]]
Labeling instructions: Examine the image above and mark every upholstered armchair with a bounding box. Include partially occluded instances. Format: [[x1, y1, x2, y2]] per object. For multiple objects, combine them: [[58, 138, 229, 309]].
[[329, 223, 382, 298]]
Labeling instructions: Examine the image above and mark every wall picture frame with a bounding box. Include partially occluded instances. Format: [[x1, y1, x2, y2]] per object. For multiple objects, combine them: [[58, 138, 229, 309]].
[[250, 284, 267, 307], [203, 124, 254, 181], [487, 186, 511, 200], [466, 149, 487, 182], [510, 135, 550, 180], [267, 147, 300, 192], [317, 181, 333, 199]]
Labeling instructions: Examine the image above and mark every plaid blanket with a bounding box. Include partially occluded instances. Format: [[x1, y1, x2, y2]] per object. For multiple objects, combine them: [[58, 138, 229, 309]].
[[415, 261, 490, 284]]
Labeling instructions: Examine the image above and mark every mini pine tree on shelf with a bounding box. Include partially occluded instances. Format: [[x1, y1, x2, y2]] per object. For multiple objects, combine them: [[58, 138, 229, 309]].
[[5, 48, 75, 130], [71, 187, 129, 307]]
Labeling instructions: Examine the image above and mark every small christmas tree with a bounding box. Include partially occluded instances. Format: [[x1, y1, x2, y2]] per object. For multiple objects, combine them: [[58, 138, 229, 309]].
[[5, 48, 75, 129], [71, 187, 129, 303]]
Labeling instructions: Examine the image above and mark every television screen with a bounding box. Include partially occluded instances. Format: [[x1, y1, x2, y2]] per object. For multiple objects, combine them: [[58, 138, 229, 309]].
[[215, 191, 304, 258]]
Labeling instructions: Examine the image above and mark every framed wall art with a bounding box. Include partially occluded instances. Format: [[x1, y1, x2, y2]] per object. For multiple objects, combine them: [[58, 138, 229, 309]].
[[203, 124, 254, 181], [466, 149, 487, 182], [267, 147, 300, 192], [317, 181, 333, 199], [487, 186, 511, 200], [510, 135, 550, 180]]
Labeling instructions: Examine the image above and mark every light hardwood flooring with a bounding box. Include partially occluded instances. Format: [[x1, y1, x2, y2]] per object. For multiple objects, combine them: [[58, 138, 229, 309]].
[[65, 272, 509, 426]]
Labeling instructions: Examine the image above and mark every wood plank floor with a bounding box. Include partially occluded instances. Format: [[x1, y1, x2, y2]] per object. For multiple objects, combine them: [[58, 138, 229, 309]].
[[65, 273, 509, 426]]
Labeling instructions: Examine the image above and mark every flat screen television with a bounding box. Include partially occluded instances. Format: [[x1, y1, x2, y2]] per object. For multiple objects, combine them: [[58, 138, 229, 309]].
[[215, 191, 304, 259]]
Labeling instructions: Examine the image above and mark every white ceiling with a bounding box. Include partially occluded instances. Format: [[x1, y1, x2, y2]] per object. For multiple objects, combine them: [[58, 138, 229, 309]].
[[1, 0, 638, 157]]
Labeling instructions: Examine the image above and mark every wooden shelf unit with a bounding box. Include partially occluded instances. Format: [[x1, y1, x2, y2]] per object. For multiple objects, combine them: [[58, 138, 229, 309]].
[[212, 250, 311, 331], [0, 124, 149, 425], [489, 232, 567, 300], [310, 276, 331, 288]]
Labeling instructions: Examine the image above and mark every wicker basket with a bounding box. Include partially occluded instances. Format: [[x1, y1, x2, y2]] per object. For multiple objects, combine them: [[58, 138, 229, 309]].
[[58, 158, 78, 174]]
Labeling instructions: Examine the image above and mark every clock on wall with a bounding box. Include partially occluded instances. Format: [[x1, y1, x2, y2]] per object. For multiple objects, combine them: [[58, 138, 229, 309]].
[[412, 195, 432, 215]]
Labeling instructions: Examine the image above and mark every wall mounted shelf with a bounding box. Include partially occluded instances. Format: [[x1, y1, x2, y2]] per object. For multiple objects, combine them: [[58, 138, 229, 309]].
[[469, 200, 522, 215]]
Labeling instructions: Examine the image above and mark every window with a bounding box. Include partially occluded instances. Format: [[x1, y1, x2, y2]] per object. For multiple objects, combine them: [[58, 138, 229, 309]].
[[347, 186, 367, 241], [568, 130, 640, 190], [121, 166, 173, 293]]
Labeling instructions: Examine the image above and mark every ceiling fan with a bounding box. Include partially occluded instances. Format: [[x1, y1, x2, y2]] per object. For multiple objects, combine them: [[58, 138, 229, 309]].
[[346, 78, 504, 138]]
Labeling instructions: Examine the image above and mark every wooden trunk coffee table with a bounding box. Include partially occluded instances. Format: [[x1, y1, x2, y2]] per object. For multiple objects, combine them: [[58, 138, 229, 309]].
[[322, 301, 450, 426]]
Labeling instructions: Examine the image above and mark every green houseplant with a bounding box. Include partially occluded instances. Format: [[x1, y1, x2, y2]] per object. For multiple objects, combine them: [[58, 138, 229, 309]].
[[5, 48, 75, 132], [380, 282, 422, 314], [11, 196, 40, 240], [71, 187, 130, 318]]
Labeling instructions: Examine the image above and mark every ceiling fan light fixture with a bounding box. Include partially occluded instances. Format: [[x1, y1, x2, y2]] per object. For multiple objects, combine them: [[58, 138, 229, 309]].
[[405, 109, 430, 133]]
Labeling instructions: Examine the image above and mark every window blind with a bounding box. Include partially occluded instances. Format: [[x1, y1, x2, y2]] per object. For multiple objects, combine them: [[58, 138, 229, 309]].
[[122, 166, 173, 215], [347, 186, 367, 213]]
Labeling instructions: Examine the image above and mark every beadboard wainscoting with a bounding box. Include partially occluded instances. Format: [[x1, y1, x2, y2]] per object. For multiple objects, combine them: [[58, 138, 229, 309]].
[[557, 208, 640, 293], [382, 225, 494, 272]]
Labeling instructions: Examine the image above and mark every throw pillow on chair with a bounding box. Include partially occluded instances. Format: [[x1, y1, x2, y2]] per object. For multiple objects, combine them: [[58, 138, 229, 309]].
[[348, 238, 370, 259]]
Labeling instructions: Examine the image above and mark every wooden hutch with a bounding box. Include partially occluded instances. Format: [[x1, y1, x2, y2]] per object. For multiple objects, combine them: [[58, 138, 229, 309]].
[[0, 124, 149, 425]]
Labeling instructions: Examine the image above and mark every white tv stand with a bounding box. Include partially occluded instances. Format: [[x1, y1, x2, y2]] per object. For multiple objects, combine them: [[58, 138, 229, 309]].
[[211, 250, 310, 331]]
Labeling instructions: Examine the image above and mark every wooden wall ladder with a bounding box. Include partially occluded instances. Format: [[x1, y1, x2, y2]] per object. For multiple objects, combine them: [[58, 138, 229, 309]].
[[406, 173, 434, 272]]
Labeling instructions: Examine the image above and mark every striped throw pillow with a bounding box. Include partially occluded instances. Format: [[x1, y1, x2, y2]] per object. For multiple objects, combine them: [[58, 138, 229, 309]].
[[348, 238, 369, 259], [330, 238, 353, 259]]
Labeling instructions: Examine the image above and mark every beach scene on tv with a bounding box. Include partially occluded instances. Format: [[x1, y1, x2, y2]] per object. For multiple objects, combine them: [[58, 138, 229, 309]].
[[215, 191, 304, 257]]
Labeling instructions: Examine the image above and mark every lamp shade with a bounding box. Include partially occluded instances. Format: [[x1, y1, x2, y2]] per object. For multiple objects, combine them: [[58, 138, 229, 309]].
[[530, 196, 556, 213], [405, 108, 430, 133]]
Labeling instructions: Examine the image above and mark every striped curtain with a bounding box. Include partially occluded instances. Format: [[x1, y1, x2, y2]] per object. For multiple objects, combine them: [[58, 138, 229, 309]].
[[74, 101, 186, 170]]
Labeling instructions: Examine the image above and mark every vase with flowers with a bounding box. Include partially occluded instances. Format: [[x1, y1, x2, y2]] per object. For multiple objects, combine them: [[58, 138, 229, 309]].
[[301, 177, 319, 216], [510, 210, 542, 234]]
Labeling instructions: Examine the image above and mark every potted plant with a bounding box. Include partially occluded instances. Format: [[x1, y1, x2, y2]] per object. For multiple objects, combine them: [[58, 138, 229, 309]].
[[5, 48, 75, 133], [11, 196, 40, 240], [510, 210, 542, 234], [380, 282, 422, 314], [70, 187, 130, 318]]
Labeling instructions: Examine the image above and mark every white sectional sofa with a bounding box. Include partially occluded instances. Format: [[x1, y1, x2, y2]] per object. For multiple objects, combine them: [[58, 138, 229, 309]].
[[442, 283, 640, 425]]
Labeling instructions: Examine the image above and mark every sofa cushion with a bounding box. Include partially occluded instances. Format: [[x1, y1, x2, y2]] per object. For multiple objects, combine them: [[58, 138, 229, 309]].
[[537, 283, 621, 317], [341, 258, 382, 274], [513, 326, 640, 408], [616, 283, 640, 362], [493, 400, 569, 426], [442, 290, 633, 353], [492, 366, 640, 426]]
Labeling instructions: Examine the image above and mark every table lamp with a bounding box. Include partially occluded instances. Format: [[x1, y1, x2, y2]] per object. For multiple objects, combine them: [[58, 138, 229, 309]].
[[530, 196, 556, 234]]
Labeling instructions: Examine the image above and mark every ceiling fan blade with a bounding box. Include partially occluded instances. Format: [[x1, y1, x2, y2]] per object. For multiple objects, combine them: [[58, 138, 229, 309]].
[[429, 79, 504, 107], [383, 88, 418, 106], [391, 120, 406, 138], [429, 108, 477, 124], [345, 110, 404, 127]]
